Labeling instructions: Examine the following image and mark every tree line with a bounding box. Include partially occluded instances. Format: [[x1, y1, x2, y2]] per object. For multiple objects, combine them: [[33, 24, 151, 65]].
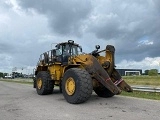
[[0, 72, 8, 78], [144, 69, 159, 76], [0, 72, 24, 78], [0, 69, 158, 78]]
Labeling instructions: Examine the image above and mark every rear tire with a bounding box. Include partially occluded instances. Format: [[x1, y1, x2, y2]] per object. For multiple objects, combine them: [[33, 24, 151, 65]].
[[33, 77, 36, 88], [62, 68, 93, 104], [47, 79, 54, 94], [36, 71, 54, 95], [94, 85, 114, 98]]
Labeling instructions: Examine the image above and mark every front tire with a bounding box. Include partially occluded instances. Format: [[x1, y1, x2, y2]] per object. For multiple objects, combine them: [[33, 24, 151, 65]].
[[36, 71, 54, 95], [94, 85, 115, 98], [62, 68, 93, 104]]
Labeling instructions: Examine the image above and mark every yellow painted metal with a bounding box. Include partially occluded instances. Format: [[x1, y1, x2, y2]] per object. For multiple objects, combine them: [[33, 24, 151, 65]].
[[105, 50, 112, 63], [105, 50, 114, 75], [37, 78, 42, 89], [73, 54, 94, 65], [65, 77, 76, 95], [97, 56, 107, 64], [48, 64, 62, 80]]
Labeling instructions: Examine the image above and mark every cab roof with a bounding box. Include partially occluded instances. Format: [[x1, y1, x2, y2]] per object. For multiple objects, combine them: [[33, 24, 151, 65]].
[[55, 40, 79, 47]]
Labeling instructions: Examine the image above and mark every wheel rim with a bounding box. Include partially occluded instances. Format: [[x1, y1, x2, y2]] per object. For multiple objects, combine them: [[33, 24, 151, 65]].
[[65, 77, 75, 96], [37, 78, 42, 89]]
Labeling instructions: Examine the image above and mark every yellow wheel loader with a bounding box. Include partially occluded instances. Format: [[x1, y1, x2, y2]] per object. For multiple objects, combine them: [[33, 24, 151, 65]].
[[33, 40, 132, 104]]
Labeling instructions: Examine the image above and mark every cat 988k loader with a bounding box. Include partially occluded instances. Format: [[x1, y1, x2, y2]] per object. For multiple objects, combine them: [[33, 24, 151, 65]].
[[33, 40, 133, 104]]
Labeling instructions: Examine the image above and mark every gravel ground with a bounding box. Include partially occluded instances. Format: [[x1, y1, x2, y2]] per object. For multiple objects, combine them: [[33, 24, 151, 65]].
[[0, 81, 160, 120]]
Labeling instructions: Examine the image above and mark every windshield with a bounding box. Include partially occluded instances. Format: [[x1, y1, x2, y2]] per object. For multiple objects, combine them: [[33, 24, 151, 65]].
[[71, 45, 82, 55], [56, 44, 82, 56]]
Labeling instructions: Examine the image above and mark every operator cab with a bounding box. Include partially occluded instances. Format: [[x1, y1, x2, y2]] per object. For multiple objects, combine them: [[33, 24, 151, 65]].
[[38, 40, 82, 65], [55, 40, 82, 64]]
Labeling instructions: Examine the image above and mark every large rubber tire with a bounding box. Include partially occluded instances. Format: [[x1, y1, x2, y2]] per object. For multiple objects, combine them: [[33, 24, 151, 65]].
[[94, 85, 115, 98], [62, 68, 93, 104], [47, 80, 54, 94], [36, 71, 54, 95], [33, 77, 36, 88]]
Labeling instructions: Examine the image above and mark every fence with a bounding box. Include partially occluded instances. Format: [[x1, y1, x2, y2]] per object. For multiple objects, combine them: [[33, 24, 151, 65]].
[[132, 86, 160, 93]]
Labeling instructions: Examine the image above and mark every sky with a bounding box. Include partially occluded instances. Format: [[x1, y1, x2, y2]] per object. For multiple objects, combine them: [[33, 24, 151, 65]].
[[0, 0, 160, 74]]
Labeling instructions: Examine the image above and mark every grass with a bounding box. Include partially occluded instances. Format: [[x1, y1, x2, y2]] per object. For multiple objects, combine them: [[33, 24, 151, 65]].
[[0, 79, 32, 84], [121, 91, 160, 100], [121, 75, 160, 100], [122, 75, 160, 86]]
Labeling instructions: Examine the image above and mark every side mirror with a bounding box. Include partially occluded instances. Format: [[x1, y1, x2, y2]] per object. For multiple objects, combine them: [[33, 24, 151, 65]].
[[95, 45, 100, 50]]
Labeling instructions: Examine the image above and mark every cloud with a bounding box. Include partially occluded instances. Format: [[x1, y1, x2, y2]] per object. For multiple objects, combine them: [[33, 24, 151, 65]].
[[86, 0, 160, 62], [0, 0, 160, 73], [17, 0, 93, 37], [17, 0, 160, 62], [117, 57, 160, 72], [0, 0, 52, 72]]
